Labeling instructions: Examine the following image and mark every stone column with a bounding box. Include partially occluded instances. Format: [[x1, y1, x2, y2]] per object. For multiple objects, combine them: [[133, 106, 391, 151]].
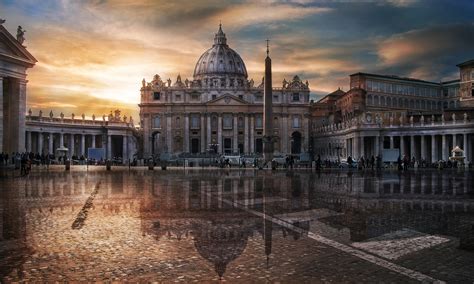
[[91, 135, 96, 148], [303, 115, 309, 153], [69, 134, 74, 157], [217, 114, 223, 153], [410, 135, 415, 159], [463, 134, 468, 162], [442, 135, 447, 160], [122, 135, 128, 162], [142, 115, 151, 157], [107, 135, 112, 159], [59, 133, 64, 147], [421, 135, 426, 160], [400, 135, 405, 157], [0, 77, 3, 153], [389, 136, 394, 149], [353, 135, 360, 159], [452, 134, 457, 148], [166, 114, 172, 153], [26, 131, 32, 152], [81, 134, 85, 156], [48, 133, 53, 154], [233, 115, 238, 153], [38, 132, 43, 155], [250, 115, 255, 153], [201, 114, 206, 153], [282, 115, 288, 154], [184, 114, 189, 153], [431, 135, 436, 162], [206, 114, 211, 152], [244, 115, 249, 154]]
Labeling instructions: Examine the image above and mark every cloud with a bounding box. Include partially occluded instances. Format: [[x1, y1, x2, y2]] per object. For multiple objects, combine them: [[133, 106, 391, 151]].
[[377, 23, 474, 80]]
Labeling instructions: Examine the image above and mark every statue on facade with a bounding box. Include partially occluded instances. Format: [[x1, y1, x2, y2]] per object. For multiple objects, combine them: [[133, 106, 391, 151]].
[[249, 78, 254, 88], [167, 78, 171, 87], [399, 115, 403, 126], [39, 110, 43, 118], [102, 114, 106, 121], [108, 111, 113, 121], [420, 115, 424, 125], [60, 112, 64, 120], [129, 116, 134, 125], [185, 78, 189, 87], [81, 113, 85, 120], [123, 115, 127, 122], [92, 114, 96, 121], [142, 78, 146, 88], [28, 109, 32, 116], [464, 112, 468, 122], [71, 113, 75, 120], [282, 79, 288, 88], [49, 110, 54, 119], [409, 115, 414, 126], [17, 26, 26, 45], [305, 80, 309, 88], [452, 113, 456, 124], [114, 109, 121, 121], [431, 114, 435, 125], [389, 115, 394, 126]]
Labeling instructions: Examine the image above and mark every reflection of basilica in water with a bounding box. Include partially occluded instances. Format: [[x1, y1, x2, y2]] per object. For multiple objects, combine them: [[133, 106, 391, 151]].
[[1, 171, 474, 280]]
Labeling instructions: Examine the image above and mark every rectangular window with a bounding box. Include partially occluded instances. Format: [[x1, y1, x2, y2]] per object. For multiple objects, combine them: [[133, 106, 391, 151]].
[[293, 116, 300, 128], [175, 94, 181, 101], [273, 95, 279, 102], [367, 80, 373, 91], [255, 116, 263, 128], [153, 116, 161, 128], [212, 94, 217, 100], [255, 94, 262, 101], [153, 92, 161, 100], [223, 115, 233, 129], [292, 93, 300, 101], [191, 116, 200, 129]]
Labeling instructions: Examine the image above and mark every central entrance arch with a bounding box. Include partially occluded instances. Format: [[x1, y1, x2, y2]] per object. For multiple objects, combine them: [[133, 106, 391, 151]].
[[291, 131, 302, 154]]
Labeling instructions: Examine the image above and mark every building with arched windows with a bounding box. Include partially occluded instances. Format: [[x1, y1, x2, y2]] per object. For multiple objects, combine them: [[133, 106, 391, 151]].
[[139, 25, 311, 158], [311, 60, 474, 164]]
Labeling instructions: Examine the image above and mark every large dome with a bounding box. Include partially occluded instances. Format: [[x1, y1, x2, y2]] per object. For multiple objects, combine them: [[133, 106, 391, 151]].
[[193, 25, 248, 80]]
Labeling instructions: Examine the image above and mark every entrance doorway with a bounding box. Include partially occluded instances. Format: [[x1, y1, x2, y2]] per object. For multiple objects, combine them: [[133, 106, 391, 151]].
[[255, 138, 263, 154], [191, 138, 200, 154], [291, 131, 302, 154], [224, 138, 232, 154]]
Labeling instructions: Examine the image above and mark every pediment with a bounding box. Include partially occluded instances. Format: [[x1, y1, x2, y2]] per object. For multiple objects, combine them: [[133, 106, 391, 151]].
[[206, 94, 248, 105], [0, 25, 37, 67]]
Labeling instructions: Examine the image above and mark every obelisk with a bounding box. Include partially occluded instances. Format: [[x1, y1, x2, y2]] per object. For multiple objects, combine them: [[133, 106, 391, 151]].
[[263, 40, 274, 164]]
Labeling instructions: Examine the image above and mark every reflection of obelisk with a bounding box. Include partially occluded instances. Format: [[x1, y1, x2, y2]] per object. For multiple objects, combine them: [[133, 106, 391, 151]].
[[263, 40, 274, 164]]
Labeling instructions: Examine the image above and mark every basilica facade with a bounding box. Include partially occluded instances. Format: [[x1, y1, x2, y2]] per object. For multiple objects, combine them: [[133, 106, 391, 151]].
[[139, 25, 311, 158]]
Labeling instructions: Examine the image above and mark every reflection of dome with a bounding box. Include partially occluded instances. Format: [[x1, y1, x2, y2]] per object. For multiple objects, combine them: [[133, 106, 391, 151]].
[[193, 220, 250, 279], [193, 24, 248, 80]]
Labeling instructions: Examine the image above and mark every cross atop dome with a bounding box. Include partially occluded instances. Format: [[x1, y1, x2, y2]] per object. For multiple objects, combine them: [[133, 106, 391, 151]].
[[214, 23, 227, 46]]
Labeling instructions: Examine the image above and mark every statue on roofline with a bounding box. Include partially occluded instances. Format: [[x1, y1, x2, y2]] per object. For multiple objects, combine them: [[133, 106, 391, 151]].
[[17, 26, 26, 45]]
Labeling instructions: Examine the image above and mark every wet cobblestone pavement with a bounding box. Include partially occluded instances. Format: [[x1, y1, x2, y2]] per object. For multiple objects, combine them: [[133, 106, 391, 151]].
[[1, 167, 473, 282]]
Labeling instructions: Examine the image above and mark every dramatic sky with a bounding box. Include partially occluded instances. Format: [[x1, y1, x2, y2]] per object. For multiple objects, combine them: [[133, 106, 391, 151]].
[[1, 0, 473, 119]]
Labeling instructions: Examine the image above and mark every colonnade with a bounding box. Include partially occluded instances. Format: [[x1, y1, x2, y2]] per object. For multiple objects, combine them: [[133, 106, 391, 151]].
[[24, 131, 131, 160], [319, 132, 472, 163], [155, 112, 309, 155]]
